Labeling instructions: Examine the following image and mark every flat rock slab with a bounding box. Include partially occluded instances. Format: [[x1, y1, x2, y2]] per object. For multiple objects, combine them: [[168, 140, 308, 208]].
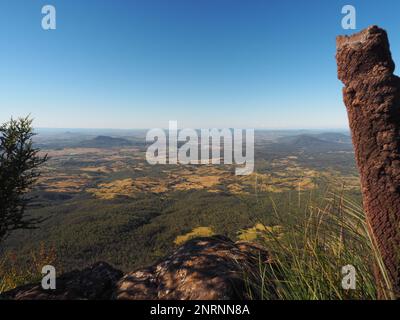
[[115, 236, 269, 300]]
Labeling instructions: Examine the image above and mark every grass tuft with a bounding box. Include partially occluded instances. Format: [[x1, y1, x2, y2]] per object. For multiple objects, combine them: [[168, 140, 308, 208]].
[[0, 243, 58, 294], [244, 190, 394, 300]]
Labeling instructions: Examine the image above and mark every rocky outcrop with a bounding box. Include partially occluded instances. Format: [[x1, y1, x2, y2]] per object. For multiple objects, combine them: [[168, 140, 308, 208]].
[[336, 25, 400, 297], [1, 262, 123, 300], [1, 236, 269, 300], [115, 236, 269, 300]]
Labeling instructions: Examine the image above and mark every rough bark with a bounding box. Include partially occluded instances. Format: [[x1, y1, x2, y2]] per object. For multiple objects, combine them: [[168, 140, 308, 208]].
[[336, 25, 400, 298]]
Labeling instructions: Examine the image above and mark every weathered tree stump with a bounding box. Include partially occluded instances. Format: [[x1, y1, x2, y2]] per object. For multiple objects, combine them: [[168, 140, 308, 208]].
[[336, 25, 400, 298]]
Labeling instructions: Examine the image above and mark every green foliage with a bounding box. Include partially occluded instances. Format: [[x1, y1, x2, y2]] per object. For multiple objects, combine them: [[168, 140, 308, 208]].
[[0, 117, 48, 242], [0, 243, 57, 293], [3, 191, 266, 272]]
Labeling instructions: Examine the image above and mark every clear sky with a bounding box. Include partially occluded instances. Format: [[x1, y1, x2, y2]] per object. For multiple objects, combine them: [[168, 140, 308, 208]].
[[1, 0, 400, 129]]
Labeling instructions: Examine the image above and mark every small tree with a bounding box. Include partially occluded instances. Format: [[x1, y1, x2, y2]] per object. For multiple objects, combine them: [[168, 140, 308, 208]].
[[0, 117, 47, 243]]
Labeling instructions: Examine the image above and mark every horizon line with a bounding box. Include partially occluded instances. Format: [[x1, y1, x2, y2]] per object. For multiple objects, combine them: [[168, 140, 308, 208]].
[[34, 126, 350, 131]]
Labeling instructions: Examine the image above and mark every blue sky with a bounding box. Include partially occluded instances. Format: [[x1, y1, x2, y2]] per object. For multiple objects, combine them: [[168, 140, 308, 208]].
[[1, 0, 400, 129]]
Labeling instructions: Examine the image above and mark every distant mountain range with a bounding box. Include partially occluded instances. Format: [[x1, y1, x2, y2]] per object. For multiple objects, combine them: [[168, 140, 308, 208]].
[[33, 130, 352, 151], [312, 132, 352, 144], [276, 133, 352, 152], [78, 136, 134, 148]]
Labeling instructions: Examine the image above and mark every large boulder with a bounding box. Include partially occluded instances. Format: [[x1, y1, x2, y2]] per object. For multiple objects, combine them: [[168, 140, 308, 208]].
[[115, 236, 269, 300], [1, 262, 123, 300], [1, 236, 269, 300]]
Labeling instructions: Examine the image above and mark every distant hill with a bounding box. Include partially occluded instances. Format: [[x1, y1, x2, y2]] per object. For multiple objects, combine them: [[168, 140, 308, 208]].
[[276, 133, 353, 152], [78, 136, 134, 148], [314, 132, 352, 144], [278, 134, 332, 146]]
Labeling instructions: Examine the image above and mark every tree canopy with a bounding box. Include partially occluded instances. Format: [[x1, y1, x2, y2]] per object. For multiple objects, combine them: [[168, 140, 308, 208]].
[[0, 117, 47, 242]]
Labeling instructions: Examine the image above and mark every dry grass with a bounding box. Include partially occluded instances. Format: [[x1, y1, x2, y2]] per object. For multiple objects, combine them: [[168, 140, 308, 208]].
[[244, 192, 395, 300], [0, 243, 58, 294], [237, 223, 283, 242], [38, 148, 361, 201], [174, 227, 215, 246], [87, 177, 169, 199], [174, 175, 221, 191], [38, 174, 90, 193], [80, 166, 111, 173]]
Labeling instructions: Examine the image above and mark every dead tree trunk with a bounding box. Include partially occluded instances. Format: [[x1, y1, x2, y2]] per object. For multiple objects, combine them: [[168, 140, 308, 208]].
[[336, 25, 400, 298]]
